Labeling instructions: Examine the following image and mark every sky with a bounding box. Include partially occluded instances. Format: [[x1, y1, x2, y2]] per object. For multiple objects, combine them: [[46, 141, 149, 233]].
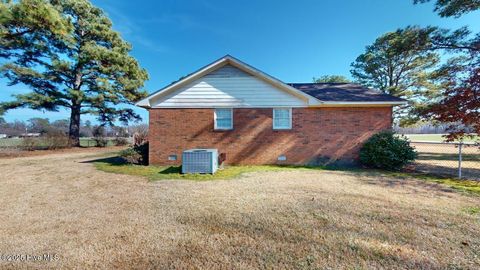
[[1, 0, 480, 124]]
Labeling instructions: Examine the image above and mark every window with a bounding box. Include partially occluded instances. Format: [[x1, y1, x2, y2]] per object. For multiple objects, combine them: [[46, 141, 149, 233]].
[[273, 108, 292, 130], [214, 108, 233, 130]]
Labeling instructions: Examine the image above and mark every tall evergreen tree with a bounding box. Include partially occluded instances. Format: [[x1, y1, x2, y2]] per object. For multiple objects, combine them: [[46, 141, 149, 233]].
[[0, 0, 148, 146], [350, 26, 442, 125]]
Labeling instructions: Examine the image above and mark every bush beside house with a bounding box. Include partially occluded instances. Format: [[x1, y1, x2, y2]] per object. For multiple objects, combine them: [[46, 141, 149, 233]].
[[119, 142, 149, 165], [359, 131, 417, 170], [119, 130, 149, 165]]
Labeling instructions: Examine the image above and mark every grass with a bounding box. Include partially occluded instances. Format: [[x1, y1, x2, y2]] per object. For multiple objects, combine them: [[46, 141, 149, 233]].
[[462, 206, 480, 215], [411, 142, 480, 180], [2, 149, 480, 269], [0, 137, 118, 148], [388, 171, 480, 195], [405, 133, 479, 143], [94, 154, 480, 195], [94, 156, 323, 181], [78, 138, 117, 147], [416, 152, 480, 161]]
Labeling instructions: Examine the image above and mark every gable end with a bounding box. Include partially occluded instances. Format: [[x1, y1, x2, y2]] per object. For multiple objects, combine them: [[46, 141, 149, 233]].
[[149, 65, 308, 108], [136, 55, 321, 108]]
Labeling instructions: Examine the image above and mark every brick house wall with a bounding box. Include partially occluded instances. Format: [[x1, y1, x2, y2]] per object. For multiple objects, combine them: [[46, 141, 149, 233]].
[[148, 107, 393, 166]]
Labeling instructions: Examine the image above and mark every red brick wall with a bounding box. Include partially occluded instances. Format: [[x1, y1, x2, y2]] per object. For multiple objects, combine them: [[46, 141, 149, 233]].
[[148, 107, 392, 165]]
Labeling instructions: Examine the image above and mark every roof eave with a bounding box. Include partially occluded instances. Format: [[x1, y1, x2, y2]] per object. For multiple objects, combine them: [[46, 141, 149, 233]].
[[312, 101, 408, 106], [135, 99, 151, 108]]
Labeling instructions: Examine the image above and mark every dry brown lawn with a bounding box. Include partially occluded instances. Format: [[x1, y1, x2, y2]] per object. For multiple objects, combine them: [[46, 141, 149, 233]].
[[0, 149, 479, 269]]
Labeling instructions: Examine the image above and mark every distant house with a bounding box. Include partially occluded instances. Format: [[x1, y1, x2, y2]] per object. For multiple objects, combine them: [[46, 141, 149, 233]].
[[136, 55, 406, 165], [19, 133, 41, 138]]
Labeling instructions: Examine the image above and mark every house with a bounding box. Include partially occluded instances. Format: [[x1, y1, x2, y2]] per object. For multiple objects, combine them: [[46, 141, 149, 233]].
[[136, 55, 406, 166], [19, 133, 41, 138]]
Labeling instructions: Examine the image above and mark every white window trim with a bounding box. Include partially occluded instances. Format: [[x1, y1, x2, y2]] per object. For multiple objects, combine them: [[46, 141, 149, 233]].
[[273, 108, 292, 130], [214, 108, 233, 130]]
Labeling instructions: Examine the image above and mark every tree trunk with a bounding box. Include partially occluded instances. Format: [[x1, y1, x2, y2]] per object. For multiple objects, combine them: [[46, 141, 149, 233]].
[[70, 67, 83, 147], [69, 105, 81, 147]]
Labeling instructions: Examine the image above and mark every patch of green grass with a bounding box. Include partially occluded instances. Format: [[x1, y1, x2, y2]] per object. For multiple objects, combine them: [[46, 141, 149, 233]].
[[416, 152, 480, 161], [462, 206, 480, 215], [404, 134, 478, 143], [79, 138, 117, 147], [0, 138, 22, 147], [316, 165, 480, 196], [388, 171, 480, 195], [93, 153, 480, 195], [94, 156, 323, 181], [0, 137, 117, 148]]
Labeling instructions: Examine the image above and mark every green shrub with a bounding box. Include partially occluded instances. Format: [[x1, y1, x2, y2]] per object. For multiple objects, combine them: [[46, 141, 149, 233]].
[[119, 142, 148, 165], [119, 148, 140, 164], [359, 131, 417, 171]]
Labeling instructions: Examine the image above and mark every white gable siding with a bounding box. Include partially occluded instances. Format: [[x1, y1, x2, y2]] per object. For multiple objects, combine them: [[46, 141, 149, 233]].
[[150, 65, 307, 108]]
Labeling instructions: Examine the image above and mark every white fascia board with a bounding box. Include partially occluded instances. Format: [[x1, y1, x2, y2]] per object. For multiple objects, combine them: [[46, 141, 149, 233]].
[[150, 105, 308, 108], [317, 101, 408, 106], [135, 98, 150, 108]]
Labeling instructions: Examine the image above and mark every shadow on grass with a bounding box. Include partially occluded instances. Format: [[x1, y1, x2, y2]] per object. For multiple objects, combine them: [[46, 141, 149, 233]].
[[81, 155, 431, 180], [159, 166, 181, 174], [412, 162, 480, 181], [85, 154, 338, 181], [81, 156, 126, 166], [83, 155, 183, 174], [417, 152, 480, 162], [84, 155, 480, 195]]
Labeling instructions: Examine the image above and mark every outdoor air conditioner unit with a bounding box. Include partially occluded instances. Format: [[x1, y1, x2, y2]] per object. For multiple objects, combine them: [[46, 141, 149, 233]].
[[182, 149, 218, 174]]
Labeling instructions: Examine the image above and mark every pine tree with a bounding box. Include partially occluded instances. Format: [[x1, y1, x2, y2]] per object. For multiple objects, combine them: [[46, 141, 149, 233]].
[[0, 0, 148, 146], [350, 26, 442, 125]]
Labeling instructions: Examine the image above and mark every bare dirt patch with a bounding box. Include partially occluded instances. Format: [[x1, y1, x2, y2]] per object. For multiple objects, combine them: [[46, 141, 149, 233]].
[[0, 150, 479, 269]]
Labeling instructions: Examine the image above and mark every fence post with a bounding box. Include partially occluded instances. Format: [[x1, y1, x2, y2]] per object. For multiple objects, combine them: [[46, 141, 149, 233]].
[[458, 142, 463, 179]]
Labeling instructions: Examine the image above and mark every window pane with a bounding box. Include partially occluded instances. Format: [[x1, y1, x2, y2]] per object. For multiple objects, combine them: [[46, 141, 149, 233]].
[[216, 109, 231, 119], [274, 118, 281, 127], [273, 108, 291, 129], [274, 118, 289, 128], [217, 119, 231, 128], [274, 109, 289, 118], [215, 108, 232, 129]]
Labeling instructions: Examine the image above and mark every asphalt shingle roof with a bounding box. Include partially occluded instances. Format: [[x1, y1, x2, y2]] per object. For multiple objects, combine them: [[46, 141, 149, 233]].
[[288, 83, 406, 103]]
